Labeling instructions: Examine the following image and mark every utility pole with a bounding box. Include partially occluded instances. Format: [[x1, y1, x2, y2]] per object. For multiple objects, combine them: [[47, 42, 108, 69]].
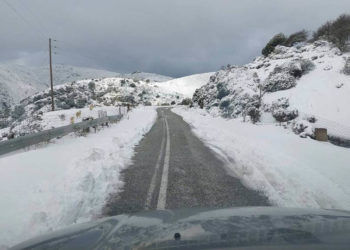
[[49, 38, 55, 111]]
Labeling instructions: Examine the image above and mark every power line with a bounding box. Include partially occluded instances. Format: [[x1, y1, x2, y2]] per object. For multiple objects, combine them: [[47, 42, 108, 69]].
[[15, 0, 51, 37], [2, 0, 47, 41]]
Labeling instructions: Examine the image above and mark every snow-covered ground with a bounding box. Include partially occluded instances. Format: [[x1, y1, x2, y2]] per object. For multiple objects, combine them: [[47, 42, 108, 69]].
[[152, 72, 213, 97], [0, 106, 157, 249], [173, 107, 350, 210]]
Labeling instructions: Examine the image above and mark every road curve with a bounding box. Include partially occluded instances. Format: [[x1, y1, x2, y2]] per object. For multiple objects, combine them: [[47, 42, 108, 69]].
[[102, 108, 269, 216]]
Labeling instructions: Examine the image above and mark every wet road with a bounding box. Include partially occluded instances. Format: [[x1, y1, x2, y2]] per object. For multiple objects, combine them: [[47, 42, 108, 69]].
[[103, 108, 269, 216]]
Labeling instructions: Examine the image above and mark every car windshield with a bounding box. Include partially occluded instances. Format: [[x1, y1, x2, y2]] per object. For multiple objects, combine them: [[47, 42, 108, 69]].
[[0, 1, 350, 249]]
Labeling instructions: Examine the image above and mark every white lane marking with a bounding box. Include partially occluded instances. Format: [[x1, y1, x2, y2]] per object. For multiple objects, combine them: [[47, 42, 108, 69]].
[[157, 117, 171, 210], [144, 117, 166, 210]]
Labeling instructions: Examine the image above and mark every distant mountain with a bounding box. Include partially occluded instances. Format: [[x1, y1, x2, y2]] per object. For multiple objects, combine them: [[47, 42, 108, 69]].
[[0, 64, 172, 109]]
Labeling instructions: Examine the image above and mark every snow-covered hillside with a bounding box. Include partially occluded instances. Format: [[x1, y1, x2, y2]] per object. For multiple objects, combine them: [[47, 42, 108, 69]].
[[0, 77, 183, 138], [193, 40, 350, 140], [152, 72, 213, 97], [0, 64, 119, 106], [0, 64, 172, 110]]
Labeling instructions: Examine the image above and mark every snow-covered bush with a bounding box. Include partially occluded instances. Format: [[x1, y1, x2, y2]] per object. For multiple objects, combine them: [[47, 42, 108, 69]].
[[88, 81, 95, 92], [264, 59, 314, 92], [272, 109, 298, 122], [11, 105, 25, 120], [284, 30, 308, 47], [247, 107, 261, 123], [343, 57, 350, 75], [313, 14, 350, 51], [262, 33, 287, 56], [264, 70, 296, 92], [293, 120, 314, 138], [270, 98, 298, 122], [216, 87, 230, 100], [181, 98, 192, 106]]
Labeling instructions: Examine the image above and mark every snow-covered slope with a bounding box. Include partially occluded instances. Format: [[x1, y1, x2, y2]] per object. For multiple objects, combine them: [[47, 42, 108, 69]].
[[119, 71, 173, 82], [153, 72, 213, 98], [193, 40, 350, 139], [0, 64, 172, 109]]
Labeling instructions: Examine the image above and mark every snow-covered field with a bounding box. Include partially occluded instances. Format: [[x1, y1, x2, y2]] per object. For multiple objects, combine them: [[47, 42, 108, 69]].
[[152, 72, 213, 97], [173, 107, 350, 210], [0, 106, 157, 249]]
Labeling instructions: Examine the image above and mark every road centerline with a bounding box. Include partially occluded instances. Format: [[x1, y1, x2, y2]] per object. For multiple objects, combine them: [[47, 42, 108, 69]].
[[144, 116, 166, 210], [157, 116, 171, 210]]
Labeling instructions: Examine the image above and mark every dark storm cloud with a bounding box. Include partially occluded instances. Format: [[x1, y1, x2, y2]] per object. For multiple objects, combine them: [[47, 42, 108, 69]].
[[1, 0, 349, 77]]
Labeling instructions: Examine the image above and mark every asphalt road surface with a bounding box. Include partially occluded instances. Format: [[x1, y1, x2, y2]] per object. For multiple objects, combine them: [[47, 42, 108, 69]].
[[103, 108, 269, 216]]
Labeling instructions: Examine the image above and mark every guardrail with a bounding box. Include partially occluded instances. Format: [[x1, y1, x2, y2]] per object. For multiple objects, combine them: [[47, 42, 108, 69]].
[[0, 115, 123, 156]]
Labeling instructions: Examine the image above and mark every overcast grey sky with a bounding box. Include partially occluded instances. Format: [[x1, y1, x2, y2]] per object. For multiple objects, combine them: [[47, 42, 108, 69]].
[[1, 0, 349, 77]]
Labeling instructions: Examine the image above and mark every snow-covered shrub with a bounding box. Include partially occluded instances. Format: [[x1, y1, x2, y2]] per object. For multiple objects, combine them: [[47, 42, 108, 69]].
[[129, 83, 136, 88], [262, 33, 287, 56], [247, 107, 261, 124], [306, 116, 317, 123], [272, 108, 298, 122], [216, 87, 230, 99], [313, 14, 350, 51], [0, 119, 9, 129], [88, 81, 96, 92], [264, 69, 296, 92], [284, 30, 308, 47], [181, 98, 192, 105], [293, 120, 314, 138], [264, 59, 314, 92], [299, 59, 316, 74], [270, 97, 289, 110], [76, 98, 87, 108], [11, 105, 25, 120], [342, 57, 350, 75]]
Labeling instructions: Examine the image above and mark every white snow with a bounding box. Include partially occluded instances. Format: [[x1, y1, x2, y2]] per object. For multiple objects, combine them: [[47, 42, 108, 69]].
[[153, 72, 213, 97], [0, 106, 157, 249], [173, 107, 350, 210], [257, 42, 350, 126]]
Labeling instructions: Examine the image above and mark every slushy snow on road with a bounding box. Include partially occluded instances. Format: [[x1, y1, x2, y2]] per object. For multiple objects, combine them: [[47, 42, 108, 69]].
[[0, 106, 157, 249]]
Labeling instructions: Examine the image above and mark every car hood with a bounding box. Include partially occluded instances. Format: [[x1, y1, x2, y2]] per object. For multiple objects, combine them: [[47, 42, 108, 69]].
[[11, 206, 350, 250]]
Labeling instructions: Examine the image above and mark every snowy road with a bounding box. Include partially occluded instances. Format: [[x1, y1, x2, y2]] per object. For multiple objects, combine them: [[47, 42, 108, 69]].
[[103, 108, 269, 215]]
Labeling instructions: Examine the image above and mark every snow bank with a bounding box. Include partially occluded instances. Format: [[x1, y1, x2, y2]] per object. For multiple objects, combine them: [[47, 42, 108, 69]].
[[0, 106, 157, 248], [173, 107, 350, 210]]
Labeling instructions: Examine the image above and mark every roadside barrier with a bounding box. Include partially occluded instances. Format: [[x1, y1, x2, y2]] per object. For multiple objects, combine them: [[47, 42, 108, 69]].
[[0, 114, 123, 156]]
